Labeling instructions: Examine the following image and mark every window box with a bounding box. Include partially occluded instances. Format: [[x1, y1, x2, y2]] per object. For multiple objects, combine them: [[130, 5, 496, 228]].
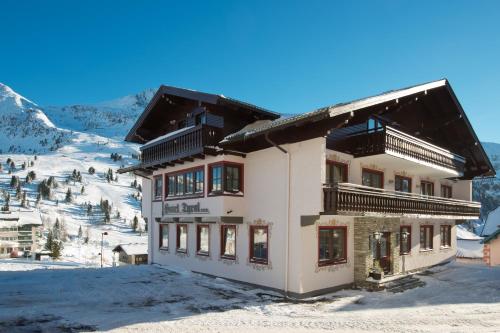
[[220, 225, 236, 260], [249, 226, 268, 264], [208, 162, 244, 196], [318, 226, 347, 266]]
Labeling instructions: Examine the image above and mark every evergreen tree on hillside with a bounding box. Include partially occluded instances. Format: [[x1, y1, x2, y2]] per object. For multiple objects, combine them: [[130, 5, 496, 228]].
[[81, 186, 85, 194], [21, 191, 27, 208], [38, 180, 51, 199], [15, 183, 21, 200], [65, 188, 73, 203], [21, 162, 26, 170], [132, 216, 139, 232], [45, 230, 54, 251], [78, 225, 83, 239], [88, 166, 95, 175], [87, 203, 93, 216], [9, 161, 15, 170], [50, 239, 63, 259], [104, 210, 111, 224], [10, 175, 19, 188]]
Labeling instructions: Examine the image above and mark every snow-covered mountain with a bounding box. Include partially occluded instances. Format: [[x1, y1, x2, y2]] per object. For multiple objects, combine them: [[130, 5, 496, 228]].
[[44, 89, 155, 138], [473, 142, 500, 220], [0, 83, 71, 154], [0, 82, 148, 266]]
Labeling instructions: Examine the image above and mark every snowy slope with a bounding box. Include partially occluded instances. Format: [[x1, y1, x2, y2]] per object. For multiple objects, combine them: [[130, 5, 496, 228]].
[[0, 83, 148, 266], [44, 88, 155, 139], [0, 83, 71, 154]]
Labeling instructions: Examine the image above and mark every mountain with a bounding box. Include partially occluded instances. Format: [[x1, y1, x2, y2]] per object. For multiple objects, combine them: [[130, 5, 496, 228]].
[[472, 141, 500, 221], [44, 89, 155, 139], [0, 83, 71, 154]]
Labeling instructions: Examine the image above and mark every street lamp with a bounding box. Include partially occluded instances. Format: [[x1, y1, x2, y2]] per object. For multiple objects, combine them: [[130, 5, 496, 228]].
[[100, 232, 108, 268]]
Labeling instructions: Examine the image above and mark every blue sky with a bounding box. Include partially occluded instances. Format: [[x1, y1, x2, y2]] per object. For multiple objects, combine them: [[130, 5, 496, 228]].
[[1, 1, 499, 141]]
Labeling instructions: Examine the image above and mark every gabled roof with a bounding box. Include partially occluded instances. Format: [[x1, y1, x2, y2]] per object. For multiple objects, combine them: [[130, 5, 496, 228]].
[[112, 243, 148, 255], [481, 206, 500, 236], [125, 85, 280, 143]]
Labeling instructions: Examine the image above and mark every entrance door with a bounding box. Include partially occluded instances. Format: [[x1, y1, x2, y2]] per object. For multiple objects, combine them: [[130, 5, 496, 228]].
[[377, 232, 391, 274]]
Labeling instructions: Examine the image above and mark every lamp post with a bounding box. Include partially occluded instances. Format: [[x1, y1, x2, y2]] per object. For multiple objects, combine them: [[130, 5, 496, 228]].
[[100, 232, 108, 268]]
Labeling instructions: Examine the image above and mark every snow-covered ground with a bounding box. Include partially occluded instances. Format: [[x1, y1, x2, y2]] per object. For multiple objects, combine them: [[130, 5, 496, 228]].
[[0, 261, 499, 333]]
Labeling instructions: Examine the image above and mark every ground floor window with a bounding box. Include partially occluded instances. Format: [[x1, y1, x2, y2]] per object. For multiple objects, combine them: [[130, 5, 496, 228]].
[[220, 225, 236, 259], [250, 226, 268, 264], [160, 224, 169, 249], [400, 225, 411, 254], [318, 226, 347, 266], [176, 224, 188, 253], [420, 225, 433, 250], [197, 224, 210, 256], [440, 225, 452, 248]]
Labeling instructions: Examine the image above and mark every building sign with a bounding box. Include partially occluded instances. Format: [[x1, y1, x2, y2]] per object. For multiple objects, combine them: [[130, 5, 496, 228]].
[[164, 202, 209, 215]]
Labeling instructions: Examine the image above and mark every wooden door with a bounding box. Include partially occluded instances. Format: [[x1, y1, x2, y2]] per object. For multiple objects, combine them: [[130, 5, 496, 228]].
[[377, 232, 391, 274]]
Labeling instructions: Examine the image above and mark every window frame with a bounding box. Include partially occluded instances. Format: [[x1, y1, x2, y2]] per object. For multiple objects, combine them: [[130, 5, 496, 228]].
[[326, 160, 348, 184], [249, 225, 269, 265], [441, 184, 452, 199], [421, 181, 434, 196], [440, 225, 452, 248], [317, 226, 348, 267], [153, 175, 163, 201], [400, 225, 411, 255], [176, 224, 188, 253], [361, 168, 384, 189], [159, 224, 169, 250], [165, 166, 205, 200], [220, 224, 237, 260], [196, 224, 210, 256], [208, 162, 244, 196], [395, 175, 412, 193], [420, 225, 434, 251]]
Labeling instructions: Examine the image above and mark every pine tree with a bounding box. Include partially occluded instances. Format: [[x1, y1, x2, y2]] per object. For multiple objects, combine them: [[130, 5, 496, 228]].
[[81, 186, 85, 194], [21, 191, 27, 208], [88, 166, 95, 175], [104, 210, 110, 223], [34, 155, 37, 160], [9, 161, 15, 170], [65, 188, 73, 203], [132, 216, 139, 232], [87, 203, 92, 216], [10, 175, 19, 188], [78, 225, 83, 239], [50, 240, 63, 259], [16, 183, 21, 200], [21, 162, 26, 170], [45, 230, 54, 251]]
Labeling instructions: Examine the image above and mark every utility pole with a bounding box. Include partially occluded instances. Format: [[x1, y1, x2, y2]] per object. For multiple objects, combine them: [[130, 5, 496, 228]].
[[100, 231, 108, 268]]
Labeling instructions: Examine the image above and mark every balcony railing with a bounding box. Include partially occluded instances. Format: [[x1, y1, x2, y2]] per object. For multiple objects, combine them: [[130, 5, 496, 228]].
[[323, 182, 480, 219], [140, 125, 223, 166], [328, 125, 466, 174]]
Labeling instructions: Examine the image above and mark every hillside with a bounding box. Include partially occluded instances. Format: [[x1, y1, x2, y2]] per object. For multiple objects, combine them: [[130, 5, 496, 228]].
[[0, 83, 149, 265], [44, 88, 155, 139], [473, 142, 500, 220]]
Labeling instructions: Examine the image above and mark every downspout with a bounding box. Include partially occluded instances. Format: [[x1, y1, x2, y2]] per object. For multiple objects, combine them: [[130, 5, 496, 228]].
[[265, 133, 291, 298]]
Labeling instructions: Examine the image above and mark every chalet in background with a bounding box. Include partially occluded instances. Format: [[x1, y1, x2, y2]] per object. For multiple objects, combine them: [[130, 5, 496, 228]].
[[119, 79, 493, 297], [0, 210, 41, 258]]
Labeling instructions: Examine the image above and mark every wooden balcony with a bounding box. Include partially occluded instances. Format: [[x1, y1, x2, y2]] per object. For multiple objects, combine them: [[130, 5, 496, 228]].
[[328, 125, 466, 174], [140, 125, 223, 167], [323, 183, 480, 219]]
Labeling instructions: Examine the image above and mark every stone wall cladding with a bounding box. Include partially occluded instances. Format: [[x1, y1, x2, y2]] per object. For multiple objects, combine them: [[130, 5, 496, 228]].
[[353, 217, 401, 283]]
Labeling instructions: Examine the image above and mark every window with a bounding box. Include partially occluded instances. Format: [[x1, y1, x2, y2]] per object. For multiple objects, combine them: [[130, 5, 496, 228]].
[[220, 225, 236, 259], [441, 185, 452, 198], [400, 226, 411, 255], [250, 226, 268, 264], [326, 161, 348, 183], [440, 225, 452, 248], [420, 225, 434, 251], [159, 224, 169, 249], [362, 169, 383, 188], [195, 112, 206, 126], [367, 118, 382, 132], [209, 162, 244, 195], [197, 224, 210, 255], [194, 169, 204, 193], [395, 176, 411, 193], [318, 226, 347, 266], [421, 181, 434, 196], [165, 167, 204, 199], [153, 176, 163, 200], [176, 224, 188, 253]]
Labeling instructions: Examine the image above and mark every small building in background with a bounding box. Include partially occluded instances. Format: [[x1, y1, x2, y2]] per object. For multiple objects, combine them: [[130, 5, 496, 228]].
[[0, 210, 42, 258], [482, 229, 500, 266], [112, 243, 148, 265], [456, 225, 483, 259]]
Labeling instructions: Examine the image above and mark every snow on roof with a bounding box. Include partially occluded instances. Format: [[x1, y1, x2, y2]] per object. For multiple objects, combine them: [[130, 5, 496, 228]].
[[482, 229, 500, 244], [0, 210, 42, 227], [456, 225, 483, 240], [113, 243, 148, 255]]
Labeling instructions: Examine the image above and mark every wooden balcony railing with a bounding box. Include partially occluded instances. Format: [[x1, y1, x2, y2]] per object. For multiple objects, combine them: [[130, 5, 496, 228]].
[[328, 125, 466, 174], [323, 183, 480, 219], [140, 125, 222, 166]]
